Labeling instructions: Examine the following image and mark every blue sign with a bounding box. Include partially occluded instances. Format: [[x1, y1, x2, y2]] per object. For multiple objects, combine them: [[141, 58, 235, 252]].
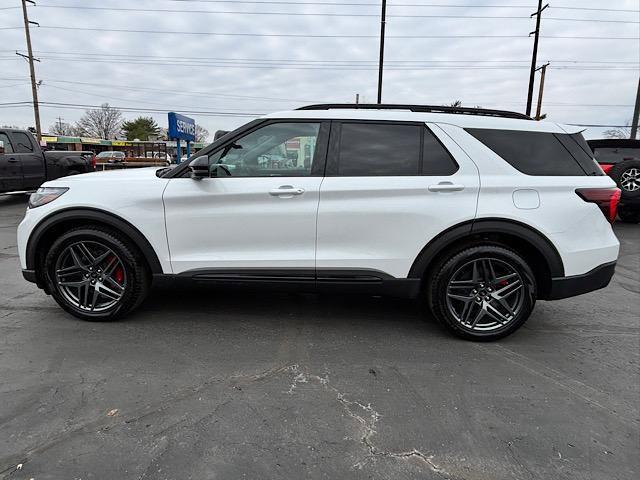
[[168, 112, 196, 142]]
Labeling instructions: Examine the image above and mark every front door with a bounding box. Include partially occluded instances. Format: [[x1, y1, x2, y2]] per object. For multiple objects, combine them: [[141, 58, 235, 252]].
[[7, 130, 45, 190], [163, 121, 329, 274]]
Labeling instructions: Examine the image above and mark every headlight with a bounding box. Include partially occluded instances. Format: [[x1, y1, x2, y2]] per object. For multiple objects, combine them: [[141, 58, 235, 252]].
[[28, 187, 69, 208]]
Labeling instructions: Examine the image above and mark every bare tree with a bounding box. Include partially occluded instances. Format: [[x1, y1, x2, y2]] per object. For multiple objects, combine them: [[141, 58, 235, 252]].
[[49, 121, 76, 136], [75, 103, 123, 139], [603, 122, 631, 139], [195, 125, 210, 143]]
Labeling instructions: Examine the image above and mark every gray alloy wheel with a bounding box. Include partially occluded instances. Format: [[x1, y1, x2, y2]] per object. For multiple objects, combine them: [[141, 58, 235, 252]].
[[445, 257, 526, 333], [620, 167, 640, 192], [54, 240, 127, 313]]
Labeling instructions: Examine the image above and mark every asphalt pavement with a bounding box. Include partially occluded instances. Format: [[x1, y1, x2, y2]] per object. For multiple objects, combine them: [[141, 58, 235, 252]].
[[0, 194, 638, 480]]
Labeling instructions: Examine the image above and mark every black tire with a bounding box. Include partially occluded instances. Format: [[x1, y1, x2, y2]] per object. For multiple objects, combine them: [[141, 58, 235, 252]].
[[609, 160, 640, 199], [43, 226, 150, 321], [618, 206, 640, 224], [428, 245, 537, 341]]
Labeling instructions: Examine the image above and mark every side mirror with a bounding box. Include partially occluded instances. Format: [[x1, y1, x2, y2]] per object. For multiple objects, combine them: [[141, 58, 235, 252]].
[[189, 156, 209, 179], [0, 140, 4, 154]]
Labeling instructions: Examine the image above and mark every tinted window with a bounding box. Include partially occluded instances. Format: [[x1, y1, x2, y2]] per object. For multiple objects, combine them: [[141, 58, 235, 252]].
[[592, 147, 640, 164], [207, 122, 319, 177], [338, 123, 421, 176], [555, 133, 603, 176], [466, 129, 587, 176], [423, 127, 458, 175], [12, 132, 35, 153], [0, 133, 13, 153]]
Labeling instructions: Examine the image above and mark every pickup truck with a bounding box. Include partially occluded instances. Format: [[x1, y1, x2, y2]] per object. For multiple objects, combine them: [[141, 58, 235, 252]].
[[0, 128, 96, 194]]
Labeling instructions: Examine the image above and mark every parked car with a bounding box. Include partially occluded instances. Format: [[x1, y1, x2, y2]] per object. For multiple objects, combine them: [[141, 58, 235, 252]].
[[587, 138, 640, 223], [0, 128, 95, 194], [96, 151, 126, 163], [17, 104, 620, 341]]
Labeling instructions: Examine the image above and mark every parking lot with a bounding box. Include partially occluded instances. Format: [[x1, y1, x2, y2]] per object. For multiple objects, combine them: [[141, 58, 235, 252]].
[[0, 193, 638, 479]]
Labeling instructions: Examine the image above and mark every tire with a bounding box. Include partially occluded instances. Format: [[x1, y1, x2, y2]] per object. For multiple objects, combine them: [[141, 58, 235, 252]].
[[609, 160, 640, 199], [43, 226, 150, 321], [618, 206, 640, 224], [428, 245, 537, 341]]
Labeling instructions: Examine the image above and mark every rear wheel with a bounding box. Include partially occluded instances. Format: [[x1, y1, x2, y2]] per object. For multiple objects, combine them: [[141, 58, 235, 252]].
[[428, 245, 537, 341], [43, 226, 150, 321]]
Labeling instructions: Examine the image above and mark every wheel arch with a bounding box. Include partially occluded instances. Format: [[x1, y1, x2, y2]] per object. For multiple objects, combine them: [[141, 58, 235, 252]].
[[27, 208, 163, 283], [408, 218, 564, 299]]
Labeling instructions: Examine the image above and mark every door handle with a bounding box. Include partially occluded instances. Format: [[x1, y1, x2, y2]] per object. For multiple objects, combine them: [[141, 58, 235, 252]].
[[428, 182, 465, 192], [8, 157, 18, 163], [269, 185, 305, 197]]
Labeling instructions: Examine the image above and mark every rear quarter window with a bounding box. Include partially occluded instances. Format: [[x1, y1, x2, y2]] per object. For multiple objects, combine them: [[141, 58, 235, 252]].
[[466, 128, 602, 176], [11, 132, 36, 153]]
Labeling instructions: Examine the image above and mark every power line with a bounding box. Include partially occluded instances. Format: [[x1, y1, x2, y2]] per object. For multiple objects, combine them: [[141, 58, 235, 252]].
[[8, 5, 635, 23], [3, 25, 637, 40]]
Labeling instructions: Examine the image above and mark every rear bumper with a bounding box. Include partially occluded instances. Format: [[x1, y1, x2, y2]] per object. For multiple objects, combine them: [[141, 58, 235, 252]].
[[547, 261, 616, 300]]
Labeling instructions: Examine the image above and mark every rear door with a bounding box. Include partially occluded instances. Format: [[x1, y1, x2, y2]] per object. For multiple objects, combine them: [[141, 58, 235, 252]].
[[0, 132, 22, 192], [7, 131, 45, 189], [316, 121, 480, 279]]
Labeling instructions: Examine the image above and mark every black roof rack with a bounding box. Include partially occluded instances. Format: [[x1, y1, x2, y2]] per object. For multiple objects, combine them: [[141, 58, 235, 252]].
[[296, 103, 531, 120]]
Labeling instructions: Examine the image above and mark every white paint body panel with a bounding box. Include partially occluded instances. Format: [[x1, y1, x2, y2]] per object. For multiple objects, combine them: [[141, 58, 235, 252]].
[[162, 177, 322, 273], [17, 168, 171, 271]]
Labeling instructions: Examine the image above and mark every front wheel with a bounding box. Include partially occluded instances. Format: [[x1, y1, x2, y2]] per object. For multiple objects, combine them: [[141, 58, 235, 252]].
[[428, 245, 537, 341], [44, 226, 150, 321]]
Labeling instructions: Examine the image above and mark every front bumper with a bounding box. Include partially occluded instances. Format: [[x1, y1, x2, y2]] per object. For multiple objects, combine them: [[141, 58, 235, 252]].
[[547, 261, 616, 300], [22, 269, 37, 283]]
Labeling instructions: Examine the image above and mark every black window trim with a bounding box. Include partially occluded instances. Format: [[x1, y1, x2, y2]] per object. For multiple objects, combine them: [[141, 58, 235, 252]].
[[325, 119, 459, 177], [166, 118, 331, 179]]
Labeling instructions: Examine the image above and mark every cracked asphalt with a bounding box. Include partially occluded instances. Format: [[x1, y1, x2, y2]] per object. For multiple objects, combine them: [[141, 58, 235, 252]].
[[0, 194, 638, 480]]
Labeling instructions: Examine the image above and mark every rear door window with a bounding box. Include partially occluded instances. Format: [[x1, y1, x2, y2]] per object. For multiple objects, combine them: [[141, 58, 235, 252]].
[[11, 132, 36, 153], [422, 127, 459, 175], [466, 128, 600, 176], [337, 123, 421, 176]]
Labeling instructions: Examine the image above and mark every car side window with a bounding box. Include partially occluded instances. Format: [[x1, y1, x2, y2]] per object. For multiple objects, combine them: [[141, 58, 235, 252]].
[[422, 127, 459, 175], [206, 122, 320, 177], [12, 132, 35, 153], [337, 123, 421, 176], [0, 133, 14, 154]]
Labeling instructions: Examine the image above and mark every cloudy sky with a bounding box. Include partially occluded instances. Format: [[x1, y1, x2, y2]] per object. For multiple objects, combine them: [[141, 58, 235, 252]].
[[1, 0, 638, 140]]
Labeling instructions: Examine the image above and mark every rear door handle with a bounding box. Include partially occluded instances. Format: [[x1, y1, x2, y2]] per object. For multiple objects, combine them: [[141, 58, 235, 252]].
[[428, 182, 465, 192], [269, 185, 305, 197], [8, 157, 18, 163]]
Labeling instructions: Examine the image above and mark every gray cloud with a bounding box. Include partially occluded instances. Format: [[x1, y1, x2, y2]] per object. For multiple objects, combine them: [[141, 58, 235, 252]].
[[1, 0, 638, 139]]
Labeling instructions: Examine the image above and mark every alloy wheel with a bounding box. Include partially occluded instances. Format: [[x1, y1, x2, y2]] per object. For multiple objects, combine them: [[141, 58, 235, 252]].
[[54, 241, 127, 312], [445, 257, 525, 332], [620, 168, 640, 192]]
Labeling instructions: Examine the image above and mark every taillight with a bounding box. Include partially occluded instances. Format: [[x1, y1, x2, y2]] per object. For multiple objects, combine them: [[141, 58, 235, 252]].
[[599, 163, 614, 174], [576, 188, 621, 223], [91, 154, 96, 170]]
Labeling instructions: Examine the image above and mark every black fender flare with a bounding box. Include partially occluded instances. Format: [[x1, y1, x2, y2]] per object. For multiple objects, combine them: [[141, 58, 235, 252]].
[[26, 207, 163, 274], [408, 218, 564, 279]]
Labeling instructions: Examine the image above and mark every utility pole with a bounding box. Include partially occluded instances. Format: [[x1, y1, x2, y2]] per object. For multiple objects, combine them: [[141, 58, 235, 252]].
[[535, 62, 549, 121], [20, 0, 41, 142], [355, 93, 360, 104], [631, 77, 640, 140], [57, 116, 64, 132], [377, 0, 387, 104], [526, 0, 548, 117]]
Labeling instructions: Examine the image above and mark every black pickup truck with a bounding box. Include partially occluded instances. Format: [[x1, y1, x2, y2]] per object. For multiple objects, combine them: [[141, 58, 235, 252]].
[[0, 128, 96, 194]]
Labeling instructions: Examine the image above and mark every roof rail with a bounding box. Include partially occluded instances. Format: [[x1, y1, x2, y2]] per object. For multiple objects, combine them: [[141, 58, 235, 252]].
[[296, 103, 532, 120]]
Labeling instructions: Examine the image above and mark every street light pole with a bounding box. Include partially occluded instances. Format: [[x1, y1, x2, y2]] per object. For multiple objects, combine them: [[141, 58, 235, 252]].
[[376, 0, 387, 104]]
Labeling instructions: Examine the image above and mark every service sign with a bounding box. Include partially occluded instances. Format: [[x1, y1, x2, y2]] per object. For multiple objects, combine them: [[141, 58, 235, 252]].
[[168, 112, 196, 142]]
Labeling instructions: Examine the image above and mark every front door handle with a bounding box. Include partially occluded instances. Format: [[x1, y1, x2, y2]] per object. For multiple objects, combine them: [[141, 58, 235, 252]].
[[428, 182, 465, 193], [269, 185, 305, 197], [8, 157, 18, 163]]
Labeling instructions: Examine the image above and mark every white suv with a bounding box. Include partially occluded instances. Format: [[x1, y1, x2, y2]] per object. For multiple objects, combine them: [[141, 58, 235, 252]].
[[17, 104, 621, 340]]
